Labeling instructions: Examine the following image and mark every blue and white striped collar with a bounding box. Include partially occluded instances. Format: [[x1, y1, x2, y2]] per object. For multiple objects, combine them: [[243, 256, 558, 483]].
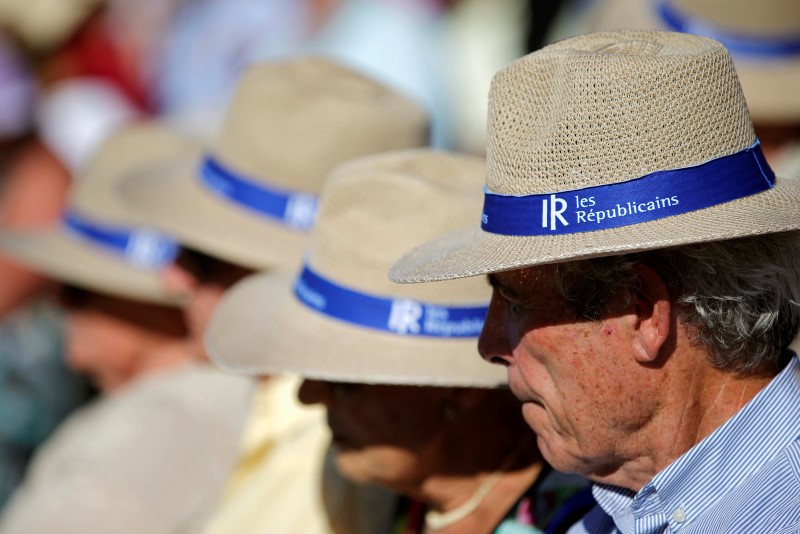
[[592, 354, 800, 532]]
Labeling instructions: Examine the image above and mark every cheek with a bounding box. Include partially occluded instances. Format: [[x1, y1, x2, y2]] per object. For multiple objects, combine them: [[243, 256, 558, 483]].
[[65, 313, 139, 382], [186, 287, 224, 341]]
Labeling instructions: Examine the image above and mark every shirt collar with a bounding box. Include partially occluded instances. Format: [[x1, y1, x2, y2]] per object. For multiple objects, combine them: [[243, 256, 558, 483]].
[[593, 355, 800, 531]]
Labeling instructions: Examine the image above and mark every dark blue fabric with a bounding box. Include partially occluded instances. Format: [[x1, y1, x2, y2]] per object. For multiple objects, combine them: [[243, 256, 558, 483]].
[[199, 156, 318, 231], [481, 142, 775, 236], [63, 212, 178, 269], [294, 265, 488, 338]]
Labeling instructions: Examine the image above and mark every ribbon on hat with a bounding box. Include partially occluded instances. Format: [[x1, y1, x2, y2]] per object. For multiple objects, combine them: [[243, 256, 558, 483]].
[[657, 1, 800, 58], [199, 156, 319, 232], [481, 141, 775, 236], [63, 212, 179, 269], [294, 265, 488, 338]]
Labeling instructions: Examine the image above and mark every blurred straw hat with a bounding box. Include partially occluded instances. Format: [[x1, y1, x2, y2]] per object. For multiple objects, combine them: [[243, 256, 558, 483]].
[[0, 0, 105, 52], [118, 57, 429, 270], [0, 121, 200, 303], [390, 30, 800, 284], [205, 149, 507, 387], [555, 0, 800, 124]]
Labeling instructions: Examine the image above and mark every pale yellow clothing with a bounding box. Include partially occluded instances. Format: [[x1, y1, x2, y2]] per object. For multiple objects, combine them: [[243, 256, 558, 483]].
[[202, 375, 398, 534], [202, 375, 332, 534]]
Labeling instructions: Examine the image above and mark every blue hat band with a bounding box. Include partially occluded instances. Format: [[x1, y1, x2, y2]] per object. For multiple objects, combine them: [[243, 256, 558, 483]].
[[294, 265, 488, 338], [63, 212, 179, 269], [657, 1, 800, 58], [199, 156, 318, 232], [481, 141, 775, 237]]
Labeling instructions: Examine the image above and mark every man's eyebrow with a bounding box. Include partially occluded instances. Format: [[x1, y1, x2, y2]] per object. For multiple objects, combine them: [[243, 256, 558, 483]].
[[486, 273, 523, 300]]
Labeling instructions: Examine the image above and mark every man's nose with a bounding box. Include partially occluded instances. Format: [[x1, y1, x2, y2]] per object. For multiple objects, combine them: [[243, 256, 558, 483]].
[[298, 378, 333, 406], [478, 292, 514, 367]]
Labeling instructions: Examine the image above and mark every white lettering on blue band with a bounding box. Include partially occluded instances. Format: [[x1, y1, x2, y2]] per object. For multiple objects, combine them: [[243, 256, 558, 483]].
[[657, 1, 800, 58], [199, 156, 318, 232], [294, 265, 488, 338], [63, 212, 179, 269], [481, 141, 775, 236]]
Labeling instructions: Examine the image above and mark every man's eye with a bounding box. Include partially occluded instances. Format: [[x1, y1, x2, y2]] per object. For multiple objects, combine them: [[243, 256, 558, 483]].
[[504, 297, 526, 319]]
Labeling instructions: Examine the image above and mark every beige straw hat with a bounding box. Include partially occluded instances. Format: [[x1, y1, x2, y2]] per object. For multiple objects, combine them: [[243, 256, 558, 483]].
[[0, 0, 104, 52], [555, 0, 800, 124], [0, 121, 201, 303], [117, 57, 429, 271], [205, 149, 507, 387], [390, 30, 800, 284]]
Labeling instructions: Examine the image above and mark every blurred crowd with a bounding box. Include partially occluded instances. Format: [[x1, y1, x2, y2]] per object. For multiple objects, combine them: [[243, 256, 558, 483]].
[[0, 0, 796, 533]]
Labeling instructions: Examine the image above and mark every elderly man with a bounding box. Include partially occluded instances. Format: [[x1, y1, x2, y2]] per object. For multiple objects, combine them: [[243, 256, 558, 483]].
[[391, 30, 800, 532]]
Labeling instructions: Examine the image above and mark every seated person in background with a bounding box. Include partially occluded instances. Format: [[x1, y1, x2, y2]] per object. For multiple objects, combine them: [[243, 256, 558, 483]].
[[0, 123, 253, 534], [205, 149, 594, 534], [116, 57, 429, 534]]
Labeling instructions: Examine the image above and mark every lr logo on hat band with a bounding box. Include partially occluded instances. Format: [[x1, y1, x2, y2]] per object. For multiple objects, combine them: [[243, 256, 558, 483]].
[[481, 141, 775, 236], [294, 265, 487, 338]]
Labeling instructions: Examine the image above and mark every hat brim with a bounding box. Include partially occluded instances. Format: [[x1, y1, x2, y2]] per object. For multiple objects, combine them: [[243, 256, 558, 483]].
[[117, 156, 307, 270], [568, 0, 800, 123], [390, 179, 800, 282], [205, 271, 508, 388], [0, 228, 180, 305]]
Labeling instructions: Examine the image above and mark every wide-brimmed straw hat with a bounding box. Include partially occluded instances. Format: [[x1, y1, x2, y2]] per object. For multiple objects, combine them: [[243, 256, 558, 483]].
[[0, 121, 200, 303], [205, 149, 507, 387], [553, 0, 800, 124], [117, 57, 429, 271], [390, 30, 800, 284]]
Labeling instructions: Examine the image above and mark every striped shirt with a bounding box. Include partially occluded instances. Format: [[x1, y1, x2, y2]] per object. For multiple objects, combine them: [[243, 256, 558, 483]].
[[568, 355, 800, 533]]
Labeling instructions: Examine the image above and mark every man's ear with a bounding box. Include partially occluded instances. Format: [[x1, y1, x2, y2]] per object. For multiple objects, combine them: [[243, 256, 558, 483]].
[[631, 263, 672, 363]]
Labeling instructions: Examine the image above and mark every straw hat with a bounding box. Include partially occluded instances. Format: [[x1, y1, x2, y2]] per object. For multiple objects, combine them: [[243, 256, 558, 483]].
[[555, 0, 800, 124], [0, 121, 201, 303], [0, 0, 105, 52], [117, 57, 429, 271], [390, 30, 800, 284], [205, 149, 507, 387]]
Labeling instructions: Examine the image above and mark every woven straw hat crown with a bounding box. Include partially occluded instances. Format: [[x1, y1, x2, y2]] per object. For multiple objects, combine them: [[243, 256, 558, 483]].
[[213, 57, 430, 194], [488, 30, 753, 196], [390, 30, 800, 283], [560, 0, 800, 123]]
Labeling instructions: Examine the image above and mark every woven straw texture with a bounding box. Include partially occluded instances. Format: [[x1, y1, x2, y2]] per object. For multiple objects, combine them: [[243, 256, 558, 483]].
[[390, 30, 800, 283], [118, 57, 429, 270], [206, 148, 508, 387], [565, 0, 800, 123]]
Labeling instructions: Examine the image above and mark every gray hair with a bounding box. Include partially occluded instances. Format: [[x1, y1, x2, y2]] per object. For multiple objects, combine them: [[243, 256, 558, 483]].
[[553, 231, 800, 376]]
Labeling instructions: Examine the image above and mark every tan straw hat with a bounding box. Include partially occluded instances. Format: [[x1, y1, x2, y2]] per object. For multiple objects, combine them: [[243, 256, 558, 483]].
[[117, 57, 429, 270], [0, 121, 200, 303], [556, 0, 800, 124], [390, 30, 800, 284], [205, 149, 507, 387], [0, 0, 104, 52]]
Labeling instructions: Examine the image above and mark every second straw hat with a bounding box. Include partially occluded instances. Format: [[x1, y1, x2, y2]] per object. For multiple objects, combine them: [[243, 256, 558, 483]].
[[118, 57, 429, 270], [206, 149, 507, 387], [0, 121, 200, 303]]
